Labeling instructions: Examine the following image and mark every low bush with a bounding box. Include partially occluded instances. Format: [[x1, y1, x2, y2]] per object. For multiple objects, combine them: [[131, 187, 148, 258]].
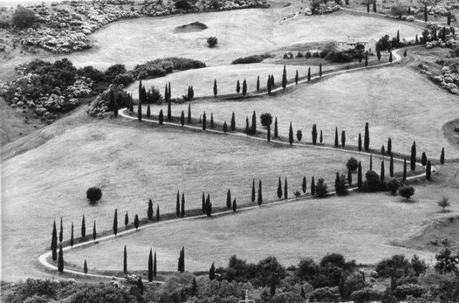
[[387, 178, 401, 195], [232, 54, 272, 64], [315, 178, 329, 198], [113, 73, 134, 86], [362, 170, 386, 192], [399, 186, 415, 201], [207, 36, 218, 48], [86, 187, 102, 204], [350, 288, 383, 303], [131, 58, 205, 80], [104, 64, 127, 83], [393, 283, 426, 300], [309, 286, 341, 303]]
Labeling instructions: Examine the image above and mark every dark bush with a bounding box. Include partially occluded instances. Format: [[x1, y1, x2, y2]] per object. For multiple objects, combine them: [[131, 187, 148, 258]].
[[232, 54, 272, 64], [315, 178, 328, 198], [132, 58, 205, 80], [387, 178, 401, 195], [309, 286, 341, 303], [295, 258, 319, 281], [260, 113, 273, 127], [77, 66, 105, 82], [346, 157, 359, 172], [113, 73, 134, 86], [104, 64, 127, 83], [12, 6, 38, 29], [393, 284, 425, 300], [207, 36, 218, 48], [363, 170, 386, 192], [175, 0, 193, 10], [350, 288, 383, 303], [86, 187, 102, 204], [399, 186, 415, 201]]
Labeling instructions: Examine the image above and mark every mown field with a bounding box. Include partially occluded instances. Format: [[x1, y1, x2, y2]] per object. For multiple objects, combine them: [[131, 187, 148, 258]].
[[64, 179, 459, 274], [59, 9, 420, 69], [145, 66, 459, 159], [1, 113, 397, 280]]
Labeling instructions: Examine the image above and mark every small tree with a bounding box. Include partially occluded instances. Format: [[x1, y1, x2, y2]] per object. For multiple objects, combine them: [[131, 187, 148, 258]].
[[295, 70, 299, 85], [296, 130, 303, 142], [207, 36, 218, 47], [440, 147, 445, 164], [426, 160, 432, 180], [84, 259, 88, 274], [236, 80, 241, 94], [302, 176, 307, 194], [242, 80, 247, 96], [258, 180, 263, 205], [57, 245, 64, 273], [125, 212, 129, 227], [256, 76, 260, 91], [159, 109, 164, 124], [147, 199, 154, 221], [156, 205, 160, 222], [231, 112, 236, 131], [260, 113, 273, 128], [213, 79, 218, 97], [226, 189, 232, 209], [335, 173, 348, 196], [209, 263, 216, 280], [437, 196, 450, 212], [277, 177, 283, 199], [86, 187, 102, 204], [312, 124, 318, 145], [399, 186, 415, 201], [311, 177, 316, 196], [315, 178, 328, 198], [180, 110, 185, 126], [346, 157, 358, 172], [232, 199, 237, 213], [113, 209, 118, 236], [289, 122, 294, 145], [387, 178, 401, 195], [92, 221, 97, 241], [134, 214, 139, 230]]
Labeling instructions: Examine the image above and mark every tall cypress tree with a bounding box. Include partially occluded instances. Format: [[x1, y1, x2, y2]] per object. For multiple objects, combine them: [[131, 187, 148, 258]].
[[357, 162, 363, 190], [256, 75, 260, 91], [370, 154, 373, 171], [187, 104, 191, 123], [274, 117, 278, 138], [148, 248, 153, 282], [181, 193, 185, 217], [284, 177, 288, 199], [320, 130, 323, 144], [242, 80, 247, 96], [205, 194, 212, 217], [59, 217, 63, 243], [403, 158, 407, 181], [389, 51, 393, 63], [146, 105, 151, 118], [387, 137, 392, 155], [277, 177, 283, 199], [289, 122, 294, 145], [180, 110, 185, 126], [347, 168, 352, 187], [223, 121, 228, 133], [390, 155, 394, 177], [137, 102, 142, 121], [156, 205, 160, 222], [51, 220, 57, 261], [358, 133, 362, 152], [231, 112, 236, 131], [203, 112, 207, 130], [302, 176, 307, 194], [232, 199, 237, 212], [70, 222, 74, 247], [424, 2, 427, 22], [334, 127, 339, 147], [57, 244, 64, 273], [84, 259, 88, 274], [341, 130, 346, 148], [81, 215, 86, 239], [213, 79, 218, 97], [307, 67, 311, 82], [312, 124, 318, 145], [267, 75, 272, 95], [282, 65, 287, 89], [426, 160, 432, 180], [176, 191, 180, 217], [167, 84, 172, 121], [319, 64, 322, 77], [380, 161, 385, 182], [295, 70, 299, 85], [153, 251, 157, 277], [148, 199, 153, 221], [267, 124, 271, 142], [226, 189, 232, 209], [113, 209, 118, 236], [421, 152, 427, 166], [410, 141, 416, 171], [134, 214, 139, 230], [93, 220, 96, 241], [440, 147, 445, 164], [364, 122, 370, 151], [251, 111, 257, 135], [123, 245, 128, 274], [159, 109, 164, 124], [257, 180, 263, 205], [310, 177, 316, 196], [210, 113, 214, 128], [209, 263, 216, 280], [252, 179, 256, 203], [236, 80, 241, 94]]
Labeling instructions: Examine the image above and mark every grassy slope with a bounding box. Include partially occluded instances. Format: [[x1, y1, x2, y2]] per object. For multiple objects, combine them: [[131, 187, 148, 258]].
[[1, 114, 393, 280], [146, 66, 459, 159], [64, 173, 459, 274]]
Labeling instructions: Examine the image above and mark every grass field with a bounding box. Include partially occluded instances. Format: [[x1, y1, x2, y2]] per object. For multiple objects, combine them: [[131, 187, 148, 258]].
[[145, 66, 459, 159], [1, 114, 398, 280], [58, 9, 420, 69], [63, 178, 459, 274]]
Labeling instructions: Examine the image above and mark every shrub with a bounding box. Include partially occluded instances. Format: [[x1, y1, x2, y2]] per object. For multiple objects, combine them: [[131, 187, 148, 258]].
[[315, 178, 328, 198], [387, 178, 401, 195], [309, 286, 341, 303], [363, 170, 386, 192], [399, 186, 415, 201], [232, 54, 272, 64], [350, 288, 383, 303], [12, 6, 37, 29], [104, 64, 127, 83], [260, 113, 273, 127], [113, 73, 134, 86], [437, 196, 450, 212], [175, 0, 193, 10], [393, 284, 426, 300], [342, 274, 366, 300], [86, 187, 102, 204], [346, 157, 359, 172], [207, 37, 218, 48], [77, 66, 105, 82], [295, 258, 319, 281]]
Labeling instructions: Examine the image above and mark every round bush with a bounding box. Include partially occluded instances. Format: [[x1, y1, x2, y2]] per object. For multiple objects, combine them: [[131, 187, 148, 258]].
[[399, 186, 415, 201], [86, 187, 102, 204], [207, 36, 218, 48], [346, 157, 359, 172], [12, 6, 37, 29]]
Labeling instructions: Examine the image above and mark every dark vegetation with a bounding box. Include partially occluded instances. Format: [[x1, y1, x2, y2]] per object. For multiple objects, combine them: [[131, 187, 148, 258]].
[[131, 58, 206, 80], [232, 54, 272, 64], [174, 21, 208, 32]]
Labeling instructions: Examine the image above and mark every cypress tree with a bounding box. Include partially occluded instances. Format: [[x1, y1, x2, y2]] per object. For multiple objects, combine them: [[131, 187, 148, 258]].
[[92, 220, 96, 241], [252, 179, 256, 203], [271, 74, 275, 87], [403, 158, 407, 181], [70, 222, 74, 247], [84, 259, 88, 274], [213, 79, 218, 97], [223, 121, 228, 133], [251, 111, 257, 135], [178, 247, 185, 272], [364, 53, 368, 67], [347, 168, 352, 187], [334, 127, 339, 147], [319, 130, 323, 144], [205, 194, 212, 217], [267, 75, 272, 94], [377, 49, 381, 61], [176, 191, 180, 217], [156, 205, 160, 222], [242, 80, 247, 96], [124, 245, 128, 274], [257, 75, 260, 91], [373, 0, 376, 12], [367, 0, 370, 12], [311, 177, 316, 196], [295, 70, 299, 85], [424, 2, 427, 22], [257, 180, 263, 205], [51, 220, 57, 261], [341, 130, 346, 148], [138, 277, 144, 295], [236, 80, 240, 94], [181, 193, 185, 217], [274, 117, 278, 138], [125, 212, 129, 227], [289, 122, 294, 145], [277, 177, 283, 199], [307, 67, 311, 82], [302, 176, 307, 194], [57, 244, 64, 273], [153, 251, 157, 277], [210, 113, 214, 128], [81, 215, 86, 239], [447, 11, 451, 26], [396, 30, 400, 44], [357, 162, 363, 190], [148, 248, 153, 282], [59, 217, 63, 243], [421, 152, 427, 166], [284, 177, 288, 199], [202, 192, 206, 213], [159, 109, 164, 124], [187, 104, 191, 123], [426, 160, 432, 180], [380, 161, 385, 182], [209, 263, 216, 280], [232, 199, 237, 212], [148, 199, 153, 221], [312, 124, 318, 145], [390, 155, 394, 177], [282, 65, 287, 89], [231, 112, 236, 131], [440, 147, 445, 164], [403, 49, 407, 57], [335, 172, 341, 193], [226, 189, 232, 209], [387, 137, 392, 155], [410, 141, 416, 171], [358, 133, 362, 152], [319, 63, 322, 77], [138, 102, 142, 121], [146, 105, 151, 118], [415, 34, 419, 44], [389, 51, 393, 63], [181, 110, 185, 126], [113, 208, 118, 236], [370, 154, 373, 171], [167, 84, 172, 121], [364, 122, 370, 151], [203, 112, 207, 130], [267, 124, 271, 142], [134, 214, 139, 230]]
